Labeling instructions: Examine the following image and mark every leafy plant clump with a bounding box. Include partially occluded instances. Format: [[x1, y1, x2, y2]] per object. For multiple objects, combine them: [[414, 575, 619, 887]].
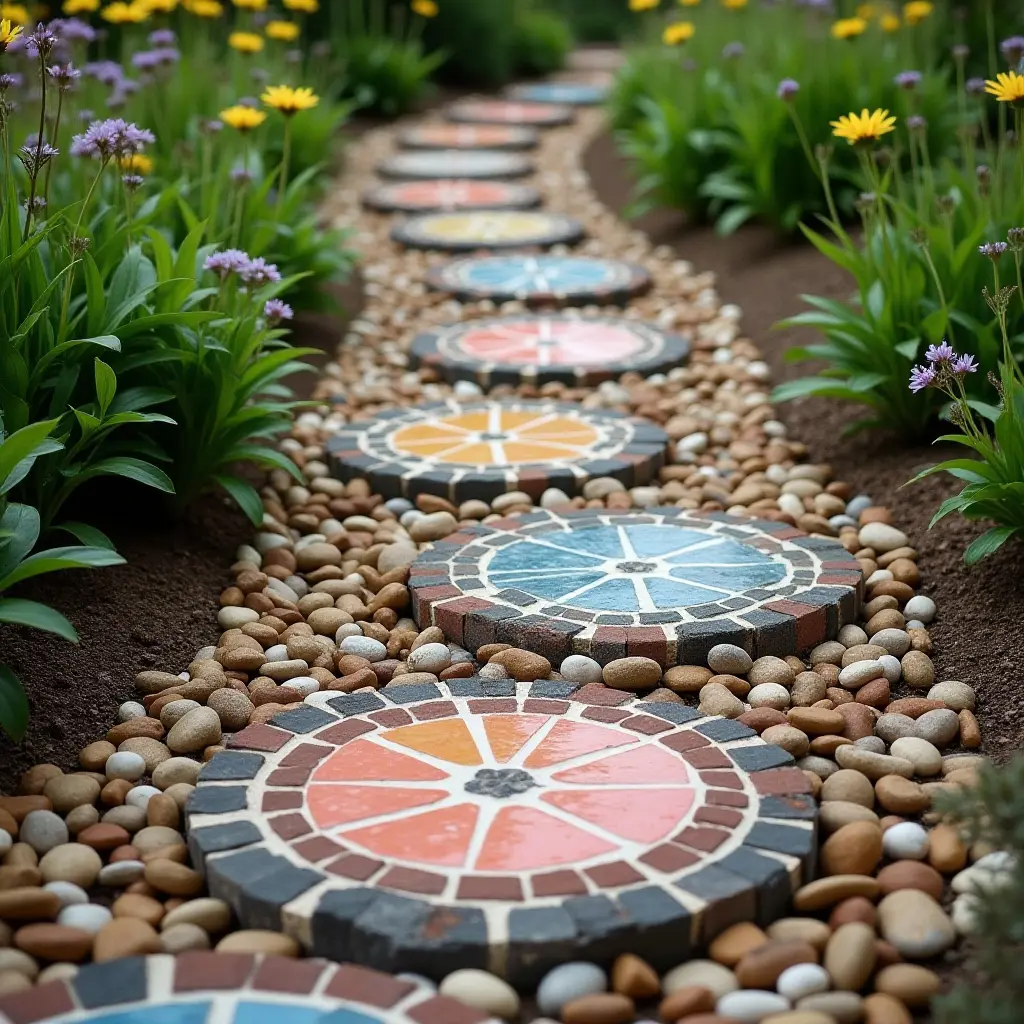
[[513, 4, 574, 78]]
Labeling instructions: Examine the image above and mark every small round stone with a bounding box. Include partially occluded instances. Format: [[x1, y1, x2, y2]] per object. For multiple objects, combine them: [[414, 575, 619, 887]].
[[439, 969, 520, 1019], [166, 707, 222, 754], [104, 752, 146, 782], [776, 963, 830, 1001], [903, 595, 935, 624], [707, 644, 752, 675], [559, 656, 603, 685], [160, 922, 211, 954], [716, 990, 790, 1020], [407, 643, 452, 674], [39, 844, 103, 888], [536, 963, 608, 1016], [43, 882, 88, 909], [883, 822, 930, 861], [877, 890, 956, 959], [747, 683, 791, 711], [57, 904, 112, 935], [889, 737, 942, 776], [927, 680, 975, 711], [19, 811, 69, 855], [602, 657, 662, 691], [118, 702, 147, 722], [662, 960, 738, 1000], [914, 709, 960, 746], [339, 636, 387, 662]]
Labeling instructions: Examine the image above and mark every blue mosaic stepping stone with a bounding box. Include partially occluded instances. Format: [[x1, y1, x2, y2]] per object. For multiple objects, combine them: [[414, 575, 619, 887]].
[[376, 149, 533, 181], [0, 954, 483, 1024], [409, 314, 686, 388], [506, 82, 608, 106], [446, 98, 574, 127], [409, 508, 864, 665], [425, 255, 652, 306], [398, 123, 539, 151], [390, 210, 585, 252]]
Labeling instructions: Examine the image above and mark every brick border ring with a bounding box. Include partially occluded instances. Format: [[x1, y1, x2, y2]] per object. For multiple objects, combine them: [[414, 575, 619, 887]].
[[390, 211, 586, 253], [0, 952, 487, 1024], [409, 314, 684, 388], [410, 508, 864, 665], [185, 683, 817, 987], [376, 150, 535, 182], [324, 399, 669, 503], [424, 256, 653, 307], [505, 82, 608, 106], [399, 124, 540, 151], [446, 99, 575, 128], [362, 180, 543, 214]]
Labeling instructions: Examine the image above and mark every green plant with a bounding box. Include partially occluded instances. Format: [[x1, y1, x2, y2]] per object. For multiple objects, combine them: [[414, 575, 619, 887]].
[[512, 4, 574, 78], [423, 0, 519, 88], [0, 420, 125, 740], [932, 756, 1024, 1024], [549, 0, 634, 43]]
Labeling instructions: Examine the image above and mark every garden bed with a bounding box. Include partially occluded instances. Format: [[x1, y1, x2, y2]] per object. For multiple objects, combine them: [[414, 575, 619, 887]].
[[584, 129, 1024, 759]]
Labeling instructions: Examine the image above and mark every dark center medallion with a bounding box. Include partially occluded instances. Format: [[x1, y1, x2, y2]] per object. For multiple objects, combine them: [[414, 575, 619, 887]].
[[465, 767, 538, 799], [615, 561, 656, 574]]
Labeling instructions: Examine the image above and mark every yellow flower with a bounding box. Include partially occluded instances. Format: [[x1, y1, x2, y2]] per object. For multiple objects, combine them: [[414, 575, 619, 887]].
[[0, 16, 22, 43], [855, 2, 875, 15], [142, 0, 179, 11], [679, 0, 700, 6], [282, 0, 317, 10], [831, 17, 866, 39], [101, 1, 147, 22], [265, 19, 299, 40], [119, 153, 154, 174], [0, 3, 29, 22], [985, 71, 1024, 106], [232, 0, 266, 8], [830, 107, 896, 145], [221, 104, 267, 131], [721, 0, 747, 8], [628, 0, 659, 10], [880, 12, 900, 31], [662, 20, 694, 44], [62, 0, 99, 11], [411, 0, 437, 15], [229, 30, 264, 53], [188, 0, 222, 15], [902, 0, 932, 24], [262, 84, 319, 115]]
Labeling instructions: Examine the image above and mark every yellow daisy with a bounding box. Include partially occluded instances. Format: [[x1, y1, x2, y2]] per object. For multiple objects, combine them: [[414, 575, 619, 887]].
[[662, 20, 694, 44], [101, 1, 147, 23], [0, 17, 22, 43], [282, 0, 317, 10], [830, 108, 897, 145], [0, 3, 29, 23], [262, 84, 320, 115], [902, 0, 932, 24], [188, 0, 222, 14], [229, 30, 264, 53], [265, 19, 299, 40], [119, 153, 154, 174], [880, 12, 900, 31], [629, 0, 659, 10], [831, 17, 867, 40], [721, 0, 747, 8], [232, 0, 266, 9], [411, 0, 437, 15], [221, 104, 268, 131], [985, 71, 1024, 106], [62, 0, 100, 11]]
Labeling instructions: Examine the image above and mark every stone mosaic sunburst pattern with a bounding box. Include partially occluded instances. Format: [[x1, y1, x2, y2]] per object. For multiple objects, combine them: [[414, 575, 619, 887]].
[[390, 211, 585, 252], [409, 509, 863, 665], [376, 150, 534, 181], [446, 99, 575, 127], [409, 314, 685, 387], [184, 684, 816, 985], [362, 180, 542, 214], [505, 82, 608, 106], [0, 953, 485, 1024], [325, 400, 668, 503], [399, 123, 539, 151]]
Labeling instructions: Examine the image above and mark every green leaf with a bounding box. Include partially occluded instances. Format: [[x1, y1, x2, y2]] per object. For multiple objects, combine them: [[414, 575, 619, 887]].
[[895, 339, 920, 360], [56, 522, 116, 549], [0, 420, 60, 491], [215, 474, 264, 525], [0, 545, 125, 589], [0, 504, 40, 580], [964, 526, 1018, 566], [77, 457, 175, 494], [715, 203, 756, 236], [93, 359, 117, 417], [0, 665, 29, 742], [0, 598, 78, 641]]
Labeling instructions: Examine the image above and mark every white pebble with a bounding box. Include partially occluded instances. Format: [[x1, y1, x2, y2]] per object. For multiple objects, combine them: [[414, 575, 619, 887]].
[[105, 751, 146, 782], [904, 594, 936, 624], [407, 643, 452, 674], [125, 785, 161, 810], [0, 831, 12, 855], [883, 821, 930, 861], [717, 990, 790, 1021], [340, 636, 387, 662], [536, 963, 607, 1016], [776, 963, 830, 1001], [335, 623, 362, 642], [264, 644, 290, 662], [118, 701, 147, 722], [98, 860, 145, 887], [58, 904, 112, 934], [284, 676, 320, 697], [559, 655, 603, 685], [43, 882, 88, 908], [217, 607, 258, 629], [878, 654, 902, 684]]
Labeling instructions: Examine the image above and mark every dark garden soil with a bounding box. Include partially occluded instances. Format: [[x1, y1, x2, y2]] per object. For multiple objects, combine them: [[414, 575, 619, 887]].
[[585, 130, 1024, 760]]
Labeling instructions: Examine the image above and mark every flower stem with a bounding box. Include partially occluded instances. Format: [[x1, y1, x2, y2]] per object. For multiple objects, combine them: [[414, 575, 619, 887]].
[[42, 87, 63, 210], [276, 117, 291, 218], [23, 52, 48, 240]]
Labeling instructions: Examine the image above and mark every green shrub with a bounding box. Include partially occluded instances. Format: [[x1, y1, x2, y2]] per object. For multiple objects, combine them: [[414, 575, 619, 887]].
[[549, 0, 634, 43], [423, 0, 519, 88], [513, 6, 574, 78]]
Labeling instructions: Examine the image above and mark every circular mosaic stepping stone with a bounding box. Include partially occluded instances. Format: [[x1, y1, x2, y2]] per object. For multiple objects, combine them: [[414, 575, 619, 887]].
[[377, 150, 534, 181], [363, 179, 542, 214], [391, 211, 585, 252], [506, 82, 608, 106], [409, 314, 685, 387], [325, 400, 668, 503], [446, 99, 575, 127], [0, 953, 479, 1024], [399, 123, 539, 151], [425, 255, 652, 306], [185, 683, 817, 986], [411, 508, 864, 666]]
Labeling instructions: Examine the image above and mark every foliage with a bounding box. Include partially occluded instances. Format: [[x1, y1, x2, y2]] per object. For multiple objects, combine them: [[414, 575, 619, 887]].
[[549, 0, 635, 44], [422, 0, 519, 88], [512, 4, 574, 78], [932, 757, 1024, 1023]]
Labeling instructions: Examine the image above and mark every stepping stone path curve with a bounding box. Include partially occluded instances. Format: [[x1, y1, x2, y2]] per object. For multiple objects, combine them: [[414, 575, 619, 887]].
[[0, 953, 482, 1024], [390, 211, 586, 252], [399, 123, 539, 151], [186, 685, 814, 985], [425, 255, 652, 306], [362, 180, 542, 214], [446, 99, 575, 127], [410, 314, 683, 386], [376, 150, 534, 181], [325, 399, 668, 502], [505, 82, 608, 105], [409, 509, 863, 665]]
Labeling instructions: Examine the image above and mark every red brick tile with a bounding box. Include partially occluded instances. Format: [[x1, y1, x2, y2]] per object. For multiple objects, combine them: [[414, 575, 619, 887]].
[[456, 875, 524, 901], [369, 708, 413, 728], [700, 770, 743, 790], [574, 683, 633, 707], [408, 995, 491, 1024], [228, 724, 292, 752], [281, 742, 334, 768], [681, 747, 733, 770], [764, 599, 826, 651], [468, 699, 518, 714], [708, 789, 749, 808], [379, 866, 447, 895], [326, 853, 384, 881], [639, 844, 699, 874], [752, 767, 813, 796], [268, 813, 311, 841], [265, 766, 312, 787], [585, 861, 645, 888], [695, 806, 744, 827], [582, 706, 631, 723], [315, 719, 377, 746], [523, 698, 569, 715], [324, 963, 417, 1008], [531, 869, 588, 897], [251, 956, 327, 995], [660, 731, 711, 754], [0, 981, 74, 1024], [412, 700, 458, 721], [262, 790, 303, 812], [434, 597, 494, 646], [626, 626, 669, 665], [675, 826, 730, 853], [621, 714, 673, 735], [175, 952, 255, 991], [292, 835, 346, 863]]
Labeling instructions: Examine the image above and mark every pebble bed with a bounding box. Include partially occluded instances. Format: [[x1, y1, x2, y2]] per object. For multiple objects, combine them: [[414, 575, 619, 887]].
[[0, 72, 1002, 1024]]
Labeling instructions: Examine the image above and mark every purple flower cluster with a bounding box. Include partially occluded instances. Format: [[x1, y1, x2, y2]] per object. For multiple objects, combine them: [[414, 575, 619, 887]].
[[909, 342, 979, 393], [263, 299, 294, 324], [50, 18, 96, 44], [203, 250, 282, 289], [0, 73, 22, 92], [84, 61, 126, 86], [47, 62, 81, 89], [966, 77, 987, 96], [894, 70, 922, 91], [979, 241, 1009, 260], [70, 118, 155, 161], [1001, 35, 1024, 66], [722, 41, 745, 60], [776, 78, 800, 101], [148, 29, 176, 46], [131, 48, 180, 71], [241, 257, 282, 287]]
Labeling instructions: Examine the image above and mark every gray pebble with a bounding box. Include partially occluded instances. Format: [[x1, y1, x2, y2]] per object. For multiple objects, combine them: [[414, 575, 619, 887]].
[[479, 663, 509, 680], [98, 860, 145, 887], [707, 643, 753, 675], [837, 624, 868, 648], [874, 713, 918, 744], [385, 498, 414, 515], [58, 904, 111, 934], [536, 963, 607, 1017], [559, 655, 603, 685], [878, 655, 902, 684], [905, 619, 925, 630], [854, 736, 887, 754], [872, 628, 912, 657], [928, 680, 976, 711], [19, 810, 69, 855], [796, 755, 839, 779], [903, 594, 936, 624], [829, 514, 858, 529], [118, 701, 147, 722], [846, 495, 873, 517], [915, 708, 960, 746], [339, 636, 387, 662], [105, 751, 146, 782]]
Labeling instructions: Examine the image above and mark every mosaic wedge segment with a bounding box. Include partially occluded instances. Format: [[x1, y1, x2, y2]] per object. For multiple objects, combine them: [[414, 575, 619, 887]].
[[409, 314, 685, 387], [362, 180, 543, 214], [376, 150, 534, 181], [446, 99, 575, 127], [505, 82, 609, 106], [324, 400, 669, 502], [185, 684, 817, 985], [399, 124, 540, 151], [410, 509, 864, 665], [0, 953, 486, 1024], [390, 211, 586, 252]]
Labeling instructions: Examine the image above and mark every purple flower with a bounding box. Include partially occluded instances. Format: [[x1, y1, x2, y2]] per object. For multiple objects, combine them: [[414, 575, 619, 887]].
[[1001, 35, 1024, 65], [50, 18, 96, 44], [230, 167, 254, 186], [909, 364, 937, 392], [894, 70, 922, 90], [121, 173, 144, 191], [201, 118, 224, 135], [131, 51, 162, 70], [979, 241, 1009, 260], [148, 29, 176, 46], [203, 248, 251, 279], [776, 78, 800, 101], [952, 354, 978, 376], [26, 24, 59, 60], [84, 61, 125, 86], [18, 139, 59, 175], [0, 73, 22, 92], [722, 41, 745, 60], [47, 62, 81, 88], [23, 195, 47, 213], [906, 115, 927, 132], [966, 77, 987, 96], [263, 299, 294, 323], [238, 96, 260, 108], [241, 257, 282, 287], [952, 44, 970, 60], [70, 118, 155, 160], [926, 341, 956, 364]]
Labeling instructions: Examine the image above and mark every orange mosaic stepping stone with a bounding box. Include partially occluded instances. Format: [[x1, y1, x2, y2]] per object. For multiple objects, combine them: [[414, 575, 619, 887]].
[[399, 123, 539, 151], [187, 680, 817, 985], [362, 179, 543, 214]]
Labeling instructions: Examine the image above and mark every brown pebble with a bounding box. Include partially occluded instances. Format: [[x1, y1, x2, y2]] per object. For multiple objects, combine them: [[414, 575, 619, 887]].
[[959, 709, 981, 748], [874, 963, 940, 1006], [100, 779, 133, 807], [829, 896, 877, 929], [820, 822, 882, 876], [708, 921, 769, 966], [17, 766, 62, 797], [146, 795, 180, 830], [884, 697, 943, 718], [863, 992, 912, 1024], [111, 893, 165, 927], [79, 742, 116, 772], [927, 824, 968, 873], [734, 939, 818, 989], [0, 797, 51, 822], [0, 888, 61, 921], [657, 986, 715, 1020], [14, 923, 93, 962], [610, 953, 660, 999], [143, 860, 203, 896], [92, 918, 162, 962], [561, 993, 635, 1024], [737, 708, 787, 733], [875, 776, 929, 814], [0, 810, 17, 837], [875, 861, 944, 900], [77, 824, 130, 852]]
